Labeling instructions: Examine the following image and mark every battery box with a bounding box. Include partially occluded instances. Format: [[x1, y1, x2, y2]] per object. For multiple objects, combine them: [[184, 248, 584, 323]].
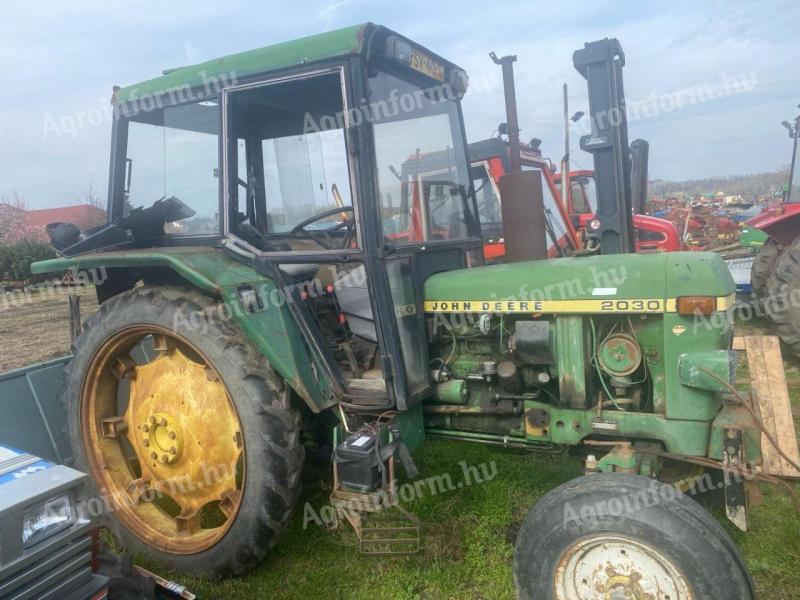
[[334, 430, 384, 493]]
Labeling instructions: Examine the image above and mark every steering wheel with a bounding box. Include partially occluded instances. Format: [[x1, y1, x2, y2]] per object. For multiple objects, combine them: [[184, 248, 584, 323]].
[[290, 206, 355, 250]]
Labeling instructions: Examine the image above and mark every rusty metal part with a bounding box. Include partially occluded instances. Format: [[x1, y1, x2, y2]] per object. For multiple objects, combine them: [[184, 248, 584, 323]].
[[554, 535, 693, 600], [525, 407, 551, 436], [638, 447, 800, 515], [490, 51, 521, 173], [699, 366, 800, 476], [338, 504, 420, 557], [597, 332, 642, 377], [423, 404, 522, 415], [81, 326, 245, 554], [331, 455, 420, 556], [498, 170, 548, 262], [722, 426, 748, 531]]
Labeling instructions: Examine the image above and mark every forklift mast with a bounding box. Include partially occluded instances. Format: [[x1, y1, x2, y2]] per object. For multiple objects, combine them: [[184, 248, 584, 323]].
[[630, 138, 650, 215], [573, 38, 635, 254]]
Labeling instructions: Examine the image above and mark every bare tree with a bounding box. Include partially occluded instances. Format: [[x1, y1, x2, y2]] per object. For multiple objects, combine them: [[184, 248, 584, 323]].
[[77, 181, 108, 229]]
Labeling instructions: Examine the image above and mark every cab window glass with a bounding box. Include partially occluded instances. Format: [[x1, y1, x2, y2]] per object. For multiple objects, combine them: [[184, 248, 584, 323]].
[[124, 100, 220, 234], [227, 72, 354, 249], [369, 72, 476, 243]]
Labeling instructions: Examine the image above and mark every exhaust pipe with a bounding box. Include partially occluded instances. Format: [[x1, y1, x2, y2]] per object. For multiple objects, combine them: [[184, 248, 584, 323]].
[[490, 52, 547, 262]]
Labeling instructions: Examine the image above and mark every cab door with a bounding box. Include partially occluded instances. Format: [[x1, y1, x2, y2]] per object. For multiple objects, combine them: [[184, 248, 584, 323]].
[[368, 171, 482, 410]]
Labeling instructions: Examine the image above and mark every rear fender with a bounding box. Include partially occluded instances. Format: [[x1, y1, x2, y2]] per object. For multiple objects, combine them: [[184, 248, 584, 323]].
[[30, 249, 335, 412], [748, 204, 800, 246]]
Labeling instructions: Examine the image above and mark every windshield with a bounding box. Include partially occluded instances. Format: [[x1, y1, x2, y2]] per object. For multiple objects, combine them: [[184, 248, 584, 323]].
[[369, 72, 476, 243], [470, 163, 502, 238], [567, 175, 597, 214], [521, 164, 571, 254]]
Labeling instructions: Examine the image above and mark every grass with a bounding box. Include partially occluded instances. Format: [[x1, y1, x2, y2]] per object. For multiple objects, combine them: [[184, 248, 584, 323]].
[[162, 432, 800, 599], [167, 442, 584, 600], [3, 290, 797, 598], [161, 318, 800, 599]]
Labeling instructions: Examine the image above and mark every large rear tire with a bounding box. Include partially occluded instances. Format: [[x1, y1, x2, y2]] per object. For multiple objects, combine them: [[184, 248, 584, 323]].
[[64, 286, 303, 577], [765, 237, 800, 357], [513, 473, 754, 600], [750, 237, 781, 299]]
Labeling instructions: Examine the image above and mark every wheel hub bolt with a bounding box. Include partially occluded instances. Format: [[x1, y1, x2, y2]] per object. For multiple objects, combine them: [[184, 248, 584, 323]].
[[142, 412, 183, 465]]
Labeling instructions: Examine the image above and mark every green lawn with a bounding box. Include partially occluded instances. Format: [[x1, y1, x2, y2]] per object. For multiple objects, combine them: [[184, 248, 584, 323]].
[[159, 317, 800, 599]]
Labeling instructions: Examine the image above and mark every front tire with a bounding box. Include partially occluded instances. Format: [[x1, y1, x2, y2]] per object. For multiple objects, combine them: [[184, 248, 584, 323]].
[[65, 286, 303, 577], [513, 473, 754, 600]]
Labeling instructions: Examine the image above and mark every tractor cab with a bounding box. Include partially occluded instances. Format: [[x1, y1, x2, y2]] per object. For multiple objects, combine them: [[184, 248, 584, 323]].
[[467, 137, 578, 260], [93, 24, 480, 410]]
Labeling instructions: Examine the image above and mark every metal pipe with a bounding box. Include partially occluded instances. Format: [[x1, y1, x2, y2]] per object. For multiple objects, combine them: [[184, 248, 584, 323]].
[[425, 428, 526, 443], [561, 83, 570, 213], [423, 404, 522, 416], [788, 113, 799, 203], [490, 52, 521, 173]]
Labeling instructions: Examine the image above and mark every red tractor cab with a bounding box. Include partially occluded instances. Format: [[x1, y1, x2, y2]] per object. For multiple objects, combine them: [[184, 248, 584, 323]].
[[468, 138, 580, 261], [467, 137, 683, 260], [553, 170, 684, 253], [385, 150, 477, 244]]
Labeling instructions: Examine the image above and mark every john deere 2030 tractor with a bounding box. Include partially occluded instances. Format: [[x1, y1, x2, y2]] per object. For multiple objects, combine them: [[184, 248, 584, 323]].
[[32, 24, 761, 599]]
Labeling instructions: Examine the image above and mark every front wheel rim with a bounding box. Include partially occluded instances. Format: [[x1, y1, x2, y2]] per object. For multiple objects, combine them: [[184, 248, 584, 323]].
[[81, 325, 245, 554], [554, 534, 693, 600]]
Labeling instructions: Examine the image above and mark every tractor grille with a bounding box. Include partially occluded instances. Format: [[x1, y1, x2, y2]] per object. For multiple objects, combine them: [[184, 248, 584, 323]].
[[0, 521, 98, 600]]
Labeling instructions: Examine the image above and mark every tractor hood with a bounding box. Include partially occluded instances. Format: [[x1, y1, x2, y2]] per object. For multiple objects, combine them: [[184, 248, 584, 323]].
[[423, 252, 735, 315]]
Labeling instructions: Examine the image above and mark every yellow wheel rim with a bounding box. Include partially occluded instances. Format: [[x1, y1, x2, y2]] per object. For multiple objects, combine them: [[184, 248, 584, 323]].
[[82, 326, 245, 554]]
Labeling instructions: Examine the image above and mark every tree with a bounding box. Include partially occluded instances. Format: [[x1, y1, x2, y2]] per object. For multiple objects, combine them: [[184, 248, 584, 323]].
[[0, 191, 37, 244], [77, 182, 108, 229], [0, 239, 55, 282]]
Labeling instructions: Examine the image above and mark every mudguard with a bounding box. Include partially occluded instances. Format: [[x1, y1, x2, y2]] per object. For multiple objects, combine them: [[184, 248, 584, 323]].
[[31, 247, 336, 412]]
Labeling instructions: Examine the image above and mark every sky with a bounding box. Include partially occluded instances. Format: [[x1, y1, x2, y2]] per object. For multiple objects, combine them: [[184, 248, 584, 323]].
[[0, 0, 797, 210]]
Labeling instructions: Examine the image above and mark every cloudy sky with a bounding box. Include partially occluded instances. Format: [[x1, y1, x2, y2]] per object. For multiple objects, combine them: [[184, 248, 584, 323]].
[[0, 0, 797, 209]]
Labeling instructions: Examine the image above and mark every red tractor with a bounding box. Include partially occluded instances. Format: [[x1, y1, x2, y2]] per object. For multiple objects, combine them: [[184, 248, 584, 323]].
[[552, 168, 683, 253], [748, 108, 800, 356], [468, 137, 683, 261]]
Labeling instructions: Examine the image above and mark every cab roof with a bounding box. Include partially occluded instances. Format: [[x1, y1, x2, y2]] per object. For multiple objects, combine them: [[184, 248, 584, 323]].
[[114, 23, 462, 105], [115, 24, 370, 104]]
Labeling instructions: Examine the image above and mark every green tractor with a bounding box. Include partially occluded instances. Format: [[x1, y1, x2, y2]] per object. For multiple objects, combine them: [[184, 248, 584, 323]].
[[32, 24, 759, 598]]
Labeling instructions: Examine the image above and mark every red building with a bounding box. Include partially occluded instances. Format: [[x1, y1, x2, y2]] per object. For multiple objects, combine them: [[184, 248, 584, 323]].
[[0, 203, 106, 244]]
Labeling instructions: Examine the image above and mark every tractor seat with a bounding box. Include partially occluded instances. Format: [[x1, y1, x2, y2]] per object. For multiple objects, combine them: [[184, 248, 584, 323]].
[[333, 264, 377, 343], [279, 263, 320, 282]]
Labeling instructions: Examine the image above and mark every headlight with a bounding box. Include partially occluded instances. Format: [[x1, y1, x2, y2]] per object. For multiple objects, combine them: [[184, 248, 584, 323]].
[[22, 494, 73, 547]]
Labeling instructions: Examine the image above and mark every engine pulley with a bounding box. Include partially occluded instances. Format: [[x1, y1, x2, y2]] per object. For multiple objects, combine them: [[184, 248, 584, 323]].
[[597, 332, 642, 377]]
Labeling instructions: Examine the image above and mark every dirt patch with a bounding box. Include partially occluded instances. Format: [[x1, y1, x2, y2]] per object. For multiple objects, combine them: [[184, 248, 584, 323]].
[[0, 285, 99, 371]]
